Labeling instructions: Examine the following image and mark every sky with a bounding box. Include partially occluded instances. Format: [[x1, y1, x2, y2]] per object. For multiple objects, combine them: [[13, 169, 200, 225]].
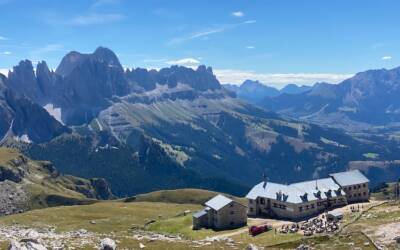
[[1, 0, 400, 88]]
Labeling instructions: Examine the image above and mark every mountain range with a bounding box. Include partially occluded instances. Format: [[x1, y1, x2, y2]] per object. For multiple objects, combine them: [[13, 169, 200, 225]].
[[261, 67, 400, 131], [1, 47, 399, 197], [224, 80, 312, 104]]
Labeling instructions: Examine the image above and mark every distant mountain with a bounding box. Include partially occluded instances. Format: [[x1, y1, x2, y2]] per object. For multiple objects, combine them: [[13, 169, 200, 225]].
[[223, 80, 312, 104], [280, 84, 313, 95], [0, 73, 69, 143], [2, 47, 399, 197], [261, 67, 400, 131]]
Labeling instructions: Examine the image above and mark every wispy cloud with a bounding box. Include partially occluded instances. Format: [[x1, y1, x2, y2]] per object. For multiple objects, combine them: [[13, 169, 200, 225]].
[[382, 56, 392, 60], [29, 44, 66, 59], [68, 13, 126, 26], [1, 51, 11, 55], [245, 46, 255, 49], [168, 20, 256, 45], [371, 43, 384, 50], [232, 11, 244, 17], [143, 58, 167, 63], [214, 69, 353, 88], [166, 58, 201, 67], [0, 36, 8, 40]]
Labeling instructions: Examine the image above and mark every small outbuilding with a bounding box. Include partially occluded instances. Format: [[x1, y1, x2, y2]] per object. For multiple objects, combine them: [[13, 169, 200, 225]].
[[192, 194, 247, 230]]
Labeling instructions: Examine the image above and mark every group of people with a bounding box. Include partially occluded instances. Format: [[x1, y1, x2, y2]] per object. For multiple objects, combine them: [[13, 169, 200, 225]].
[[350, 204, 362, 213], [277, 214, 340, 236]]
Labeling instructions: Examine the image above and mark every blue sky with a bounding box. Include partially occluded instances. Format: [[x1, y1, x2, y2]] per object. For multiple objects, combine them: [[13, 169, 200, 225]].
[[1, 0, 400, 87]]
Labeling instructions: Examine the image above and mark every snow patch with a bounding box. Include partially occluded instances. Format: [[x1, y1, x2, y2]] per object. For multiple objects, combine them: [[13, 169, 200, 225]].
[[13, 134, 31, 143], [43, 104, 63, 124]]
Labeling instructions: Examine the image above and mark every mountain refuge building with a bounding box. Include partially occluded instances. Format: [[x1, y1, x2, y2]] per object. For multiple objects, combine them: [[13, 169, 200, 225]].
[[192, 194, 247, 230], [246, 170, 369, 220]]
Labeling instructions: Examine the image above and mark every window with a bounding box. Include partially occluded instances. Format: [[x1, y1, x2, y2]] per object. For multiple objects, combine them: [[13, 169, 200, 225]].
[[306, 205, 309, 210], [363, 192, 366, 196], [260, 198, 265, 204], [349, 187, 352, 191], [299, 206, 303, 212], [230, 211, 234, 215], [230, 203, 234, 207], [250, 208, 254, 212], [349, 195, 352, 198], [359, 193, 362, 197], [358, 185, 361, 189], [311, 204, 315, 209], [249, 200, 253, 204], [317, 202, 322, 206], [273, 203, 277, 208], [363, 184, 366, 188]]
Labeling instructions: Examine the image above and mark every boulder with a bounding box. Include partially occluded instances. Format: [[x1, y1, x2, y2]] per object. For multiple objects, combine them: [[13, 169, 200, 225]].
[[8, 239, 47, 250], [246, 244, 259, 250], [100, 238, 116, 250]]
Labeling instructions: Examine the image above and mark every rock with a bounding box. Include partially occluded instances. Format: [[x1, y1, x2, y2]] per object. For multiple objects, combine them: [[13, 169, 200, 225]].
[[394, 236, 400, 243], [139, 243, 146, 249], [296, 244, 311, 250], [247, 244, 259, 250], [8, 239, 47, 250], [26, 229, 40, 239], [100, 238, 116, 250], [8, 240, 24, 250]]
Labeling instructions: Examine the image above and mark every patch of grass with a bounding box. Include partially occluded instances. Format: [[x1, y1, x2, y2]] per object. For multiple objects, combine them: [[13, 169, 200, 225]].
[[269, 232, 375, 250], [363, 152, 379, 159], [232, 229, 302, 248], [0, 201, 201, 234], [148, 214, 244, 240], [0, 147, 20, 165]]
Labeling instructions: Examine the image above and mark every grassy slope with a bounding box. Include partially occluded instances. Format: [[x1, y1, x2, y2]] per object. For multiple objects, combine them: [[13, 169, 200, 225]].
[[0, 199, 385, 250], [1, 187, 397, 249], [127, 188, 247, 205], [0, 147, 97, 210]]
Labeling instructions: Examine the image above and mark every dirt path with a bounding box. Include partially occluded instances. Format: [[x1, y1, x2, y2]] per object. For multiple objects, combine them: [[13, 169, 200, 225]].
[[211, 218, 291, 239]]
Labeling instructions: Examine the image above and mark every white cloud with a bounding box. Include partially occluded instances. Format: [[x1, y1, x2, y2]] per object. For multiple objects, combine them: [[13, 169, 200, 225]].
[[0, 68, 9, 76], [0, 36, 8, 40], [232, 11, 244, 17], [214, 69, 354, 88], [382, 56, 392, 60], [69, 13, 125, 26], [168, 20, 256, 45], [245, 46, 255, 49], [166, 58, 200, 67], [1, 51, 11, 55]]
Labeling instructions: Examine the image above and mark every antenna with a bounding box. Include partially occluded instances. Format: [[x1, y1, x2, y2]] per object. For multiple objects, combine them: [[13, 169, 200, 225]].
[[315, 179, 318, 190]]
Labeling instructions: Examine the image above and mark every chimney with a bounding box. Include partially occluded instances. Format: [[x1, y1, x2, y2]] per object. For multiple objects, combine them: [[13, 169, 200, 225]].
[[262, 171, 267, 188]]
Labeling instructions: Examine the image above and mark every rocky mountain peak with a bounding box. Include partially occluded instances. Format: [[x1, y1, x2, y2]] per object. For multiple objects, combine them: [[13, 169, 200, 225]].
[[92, 46, 122, 69], [56, 47, 122, 76]]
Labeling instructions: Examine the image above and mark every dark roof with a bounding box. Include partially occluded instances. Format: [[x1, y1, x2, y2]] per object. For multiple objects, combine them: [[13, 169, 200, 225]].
[[193, 209, 208, 218]]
